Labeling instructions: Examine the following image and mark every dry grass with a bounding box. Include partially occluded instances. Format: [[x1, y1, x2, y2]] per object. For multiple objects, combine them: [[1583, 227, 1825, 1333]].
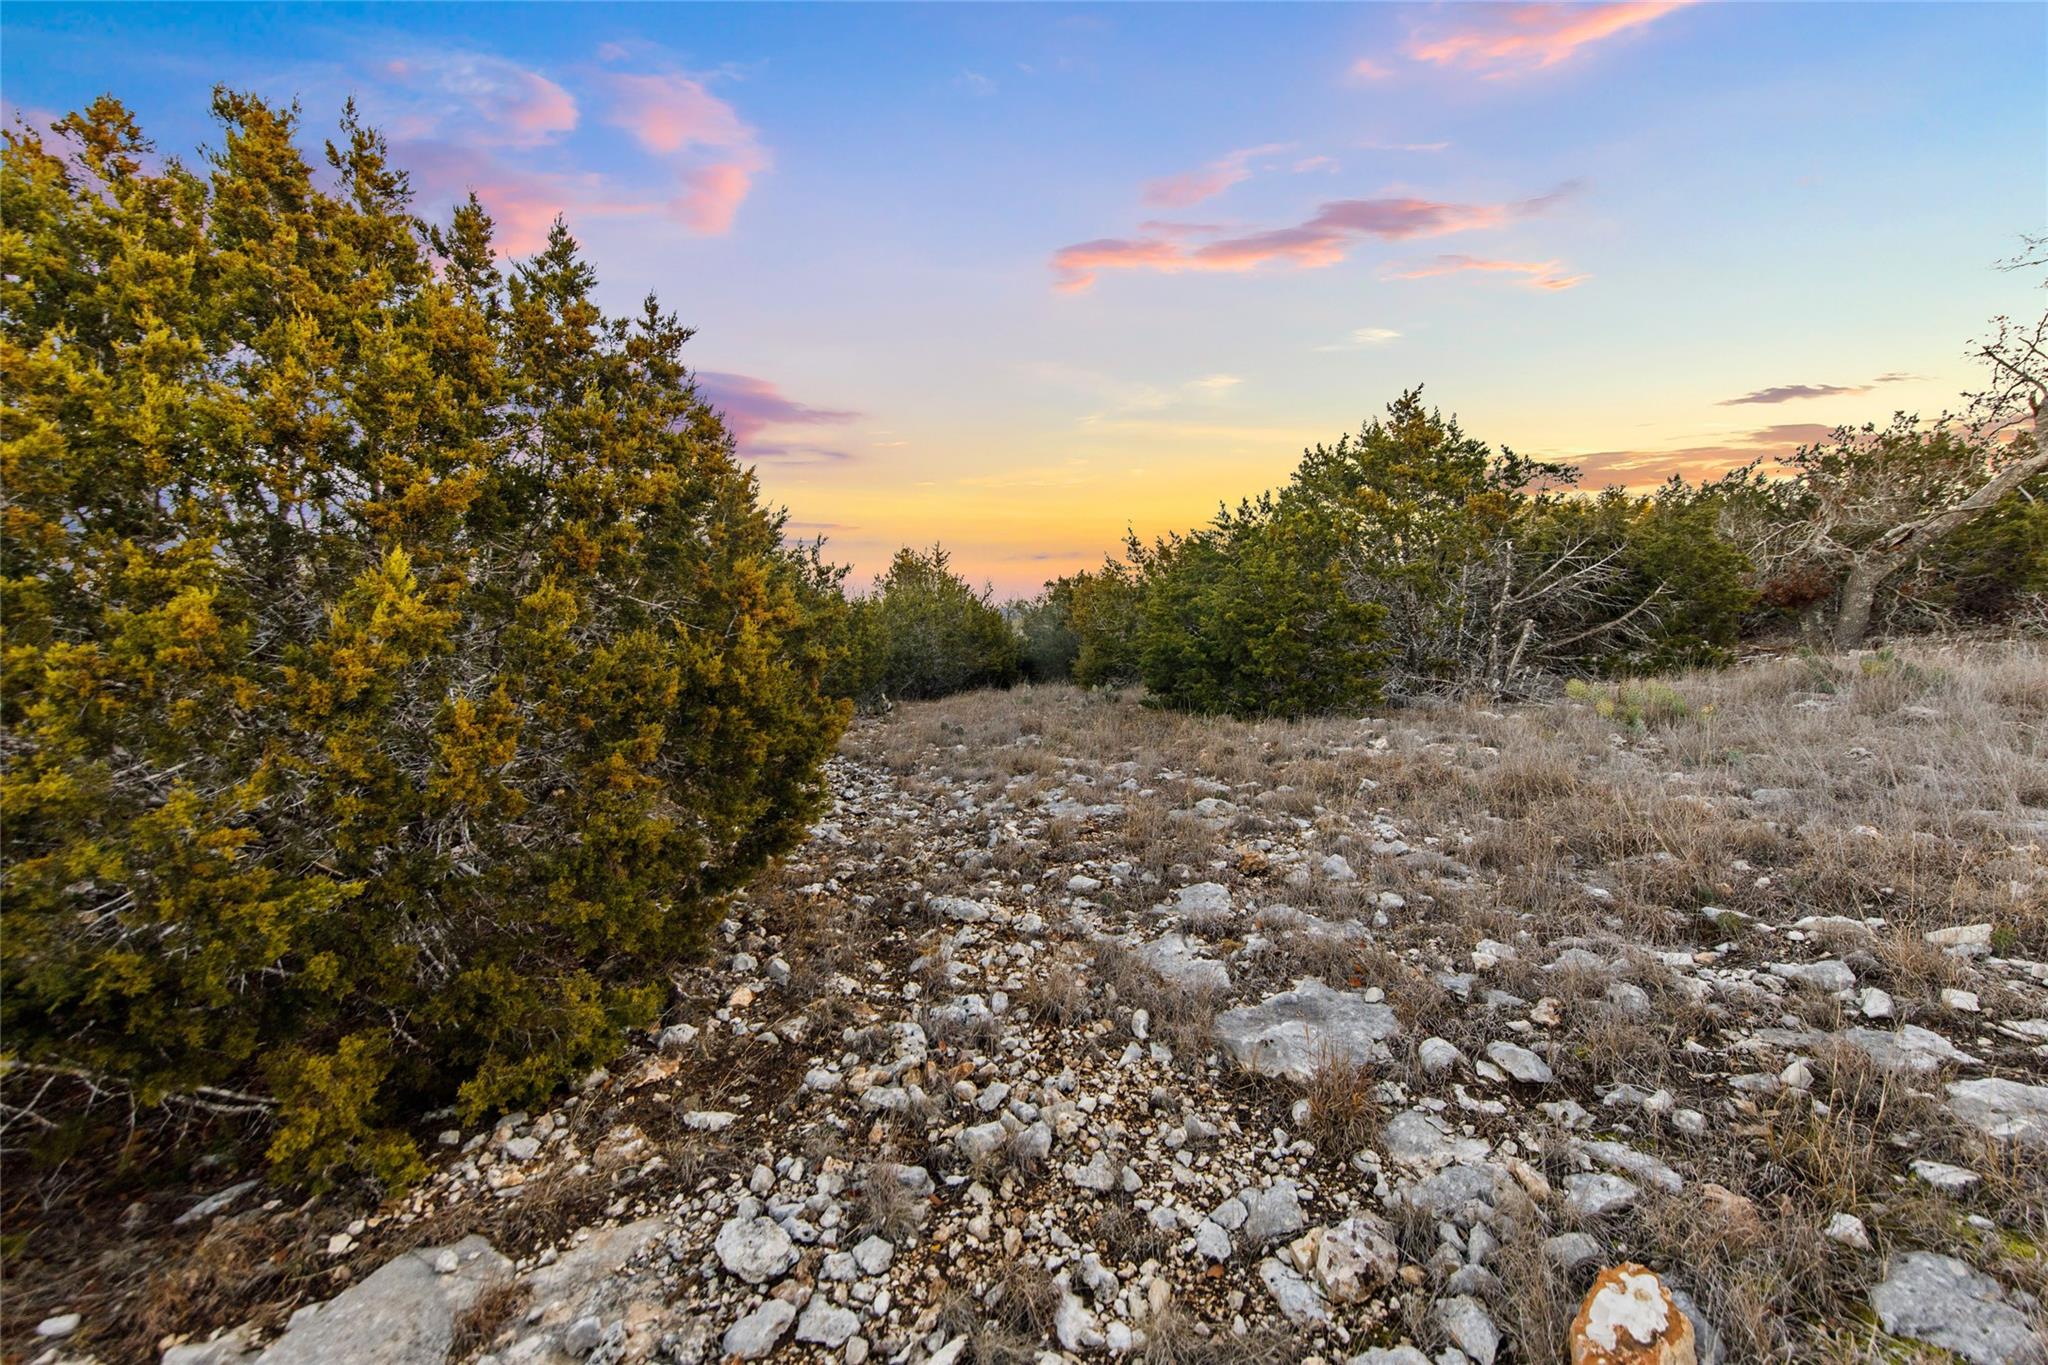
[[447, 1275, 531, 1362], [855, 1163, 928, 1244], [835, 642, 2048, 1357], [1302, 1057, 1383, 1162]]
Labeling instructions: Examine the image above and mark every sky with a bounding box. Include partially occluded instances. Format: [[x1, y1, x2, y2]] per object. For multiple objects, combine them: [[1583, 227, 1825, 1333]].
[[4, 2, 2043, 597]]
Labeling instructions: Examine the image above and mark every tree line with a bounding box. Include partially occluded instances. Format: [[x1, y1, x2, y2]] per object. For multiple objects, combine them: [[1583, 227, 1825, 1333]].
[[870, 357, 2045, 718]]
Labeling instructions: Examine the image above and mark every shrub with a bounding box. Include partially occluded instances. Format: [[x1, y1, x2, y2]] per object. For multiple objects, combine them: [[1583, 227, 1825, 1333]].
[[1136, 497, 1387, 718], [835, 545, 1020, 705], [1009, 578, 1080, 682], [0, 96, 849, 1185], [1067, 556, 1147, 688]]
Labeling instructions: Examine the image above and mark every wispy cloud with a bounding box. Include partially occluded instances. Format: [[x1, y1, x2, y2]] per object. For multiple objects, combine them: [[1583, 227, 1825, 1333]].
[[1054, 183, 1578, 292], [1350, 57, 1394, 80], [693, 371, 861, 463], [954, 69, 998, 96], [1142, 143, 1292, 209], [366, 51, 770, 250], [607, 71, 769, 234], [1386, 253, 1588, 291], [392, 140, 660, 254], [1315, 327, 1403, 350], [1404, 1, 1691, 77], [382, 52, 578, 147], [1359, 138, 1451, 154], [1718, 373, 1917, 405], [1570, 420, 1835, 487]]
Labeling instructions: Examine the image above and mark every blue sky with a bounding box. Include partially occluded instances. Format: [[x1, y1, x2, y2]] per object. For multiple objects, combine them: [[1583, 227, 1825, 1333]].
[[5, 2, 2042, 594]]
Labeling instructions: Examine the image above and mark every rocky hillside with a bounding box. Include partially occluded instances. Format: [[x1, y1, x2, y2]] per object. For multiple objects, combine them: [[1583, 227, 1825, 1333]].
[[19, 646, 2048, 1365]]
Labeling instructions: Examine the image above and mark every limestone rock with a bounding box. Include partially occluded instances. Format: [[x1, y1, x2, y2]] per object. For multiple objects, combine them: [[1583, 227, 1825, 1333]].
[[1947, 1076, 2048, 1149], [1213, 980, 1399, 1082], [722, 1298, 797, 1359], [242, 1237, 510, 1365], [1315, 1214, 1399, 1303], [714, 1215, 798, 1284], [1868, 1252, 2044, 1365]]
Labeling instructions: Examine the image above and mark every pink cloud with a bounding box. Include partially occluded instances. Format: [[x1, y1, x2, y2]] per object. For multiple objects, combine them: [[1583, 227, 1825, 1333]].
[[1386, 253, 1589, 290], [606, 72, 768, 234], [608, 72, 752, 156], [1142, 143, 1291, 209], [672, 161, 757, 234], [1406, 2, 1691, 76], [396, 140, 658, 254], [692, 372, 861, 457], [1053, 184, 1577, 292], [1571, 422, 1835, 488], [1351, 57, 1394, 80]]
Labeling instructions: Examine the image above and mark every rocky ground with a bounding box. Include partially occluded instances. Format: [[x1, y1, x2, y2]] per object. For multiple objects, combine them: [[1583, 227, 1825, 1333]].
[[12, 645, 2048, 1364]]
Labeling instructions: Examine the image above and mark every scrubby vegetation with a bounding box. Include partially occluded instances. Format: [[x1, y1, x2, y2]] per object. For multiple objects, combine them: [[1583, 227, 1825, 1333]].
[[835, 545, 1021, 706], [0, 96, 849, 1185], [1002, 368, 2043, 716]]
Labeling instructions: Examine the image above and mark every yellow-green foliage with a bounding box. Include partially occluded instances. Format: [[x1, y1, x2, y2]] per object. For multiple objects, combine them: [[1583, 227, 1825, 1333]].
[[0, 96, 850, 1185], [1565, 677, 1696, 728]]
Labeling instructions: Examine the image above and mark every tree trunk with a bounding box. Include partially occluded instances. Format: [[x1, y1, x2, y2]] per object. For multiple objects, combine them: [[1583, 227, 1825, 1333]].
[[1833, 558, 1883, 650], [1831, 416, 2048, 650]]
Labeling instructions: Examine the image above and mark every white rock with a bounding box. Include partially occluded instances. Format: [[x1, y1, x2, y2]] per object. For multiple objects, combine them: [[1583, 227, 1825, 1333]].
[[1195, 1220, 1233, 1262], [795, 1296, 860, 1348], [1437, 1295, 1500, 1364], [1256, 1258, 1330, 1326], [1947, 1077, 2048, 1149], [1824, 1212, 1871, 1249], [722, 1299, 797, 1359], [35, 1314, 80, 1338], [1869, 1251, 2044, 1365], [1055, 1289, 1104, 1351], [1241, 1181, 1307, 1245], [1563, 1172, 1640, 1217], [1136, 933, 1232, 993], [853, 1234, 895, 1275], [715, 1216, 798, 1284], [1213, 980, 1399, 1082], [1315, 1215, 1398, 1303], [1941, 988, 1981, 1013], [1484, 1041, 1553, 1085], [1911, 1158, 1980, 1193], [1419, 1037, 1463, 1075]]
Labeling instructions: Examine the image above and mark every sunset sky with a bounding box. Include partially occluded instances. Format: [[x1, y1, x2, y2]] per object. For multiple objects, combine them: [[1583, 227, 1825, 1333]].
[[5, 2, 2043, 596]]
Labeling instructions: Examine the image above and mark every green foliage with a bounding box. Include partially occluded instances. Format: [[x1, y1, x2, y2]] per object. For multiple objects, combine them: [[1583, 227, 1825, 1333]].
[[1067, 557, 1147, 688], [1009, 578, 1080, 682], [835, 545, 1020, 706], [1710, 417, 2046, 635], [1117, 390, 1752, 714], [1, 96, 849, 1187], [1516, 482, 1753, 674], [1135, 498, 1387, 718]]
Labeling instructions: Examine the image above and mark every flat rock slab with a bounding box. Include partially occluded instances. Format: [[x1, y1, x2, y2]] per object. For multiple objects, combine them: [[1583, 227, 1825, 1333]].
[[1947, 1077, 2048, 1150], [1838, 1024, 1979, 1075], [182, 1236, 511, 1365], [1213, 979, 1398, 1082], [1135, 933, 1232, 992], [1869, 1251, 2044, 1365]]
